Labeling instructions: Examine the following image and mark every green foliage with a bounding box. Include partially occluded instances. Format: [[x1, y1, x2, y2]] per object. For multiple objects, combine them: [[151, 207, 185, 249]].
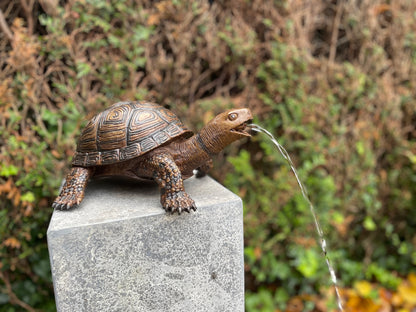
[[224, 29, 416, 310], [0, 165, 18, 177], [1, 0, 155, 310], [1, 0, 415, 311], [245, 288, 280, 311]]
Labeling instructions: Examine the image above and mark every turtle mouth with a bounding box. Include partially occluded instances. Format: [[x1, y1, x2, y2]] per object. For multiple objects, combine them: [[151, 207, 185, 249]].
[[230, 121, 252, 137]]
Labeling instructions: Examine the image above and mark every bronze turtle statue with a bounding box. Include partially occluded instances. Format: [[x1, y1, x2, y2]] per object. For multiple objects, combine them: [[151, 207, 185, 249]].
[[53, 101, 252, 213]]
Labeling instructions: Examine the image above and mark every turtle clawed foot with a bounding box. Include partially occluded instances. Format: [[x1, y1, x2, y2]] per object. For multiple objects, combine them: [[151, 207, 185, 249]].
[[53, 167, 90, 211], [162, 191, 197, 214], [52, 194, 80, 210]]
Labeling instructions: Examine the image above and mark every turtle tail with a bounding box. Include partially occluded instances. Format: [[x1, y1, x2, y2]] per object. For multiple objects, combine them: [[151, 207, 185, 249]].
[[52, 167, 92, 210]]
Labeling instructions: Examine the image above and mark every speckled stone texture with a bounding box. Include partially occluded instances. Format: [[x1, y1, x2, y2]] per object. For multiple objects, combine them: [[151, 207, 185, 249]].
[[47, 176, 244, 312]]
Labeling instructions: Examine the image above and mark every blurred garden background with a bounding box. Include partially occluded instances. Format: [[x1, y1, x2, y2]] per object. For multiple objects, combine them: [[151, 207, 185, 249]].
[[0, 0, 415, 311]]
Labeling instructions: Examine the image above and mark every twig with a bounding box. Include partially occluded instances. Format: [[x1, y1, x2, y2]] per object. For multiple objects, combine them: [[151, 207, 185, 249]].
[[38, 0, 59, 17], [19, 0, 35, 34], [0, 271, 37, 312], [329, 2, 344, 64], [0, 9, 13, 42]]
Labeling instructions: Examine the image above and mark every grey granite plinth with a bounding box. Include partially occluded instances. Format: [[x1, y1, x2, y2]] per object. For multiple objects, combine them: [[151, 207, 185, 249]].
[[47, 176, 244, 312]]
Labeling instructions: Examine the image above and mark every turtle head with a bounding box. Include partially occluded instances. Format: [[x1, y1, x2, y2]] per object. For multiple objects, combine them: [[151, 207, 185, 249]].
[[198, 108, 253, 154]]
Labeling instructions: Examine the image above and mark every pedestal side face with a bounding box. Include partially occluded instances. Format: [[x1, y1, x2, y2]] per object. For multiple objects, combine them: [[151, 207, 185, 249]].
[[47, 176, 244, 312]]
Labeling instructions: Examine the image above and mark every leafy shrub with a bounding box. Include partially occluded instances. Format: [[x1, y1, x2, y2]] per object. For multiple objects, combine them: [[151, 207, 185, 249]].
[[0, 0, 415, 311]]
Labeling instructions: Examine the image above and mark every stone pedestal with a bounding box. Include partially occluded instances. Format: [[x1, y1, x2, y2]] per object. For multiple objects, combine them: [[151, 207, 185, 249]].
[[47, 176, 244, 312]]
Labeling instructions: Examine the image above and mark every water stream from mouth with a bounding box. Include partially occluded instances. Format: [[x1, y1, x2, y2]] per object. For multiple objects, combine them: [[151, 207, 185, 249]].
[[249, 123, 344, 311]]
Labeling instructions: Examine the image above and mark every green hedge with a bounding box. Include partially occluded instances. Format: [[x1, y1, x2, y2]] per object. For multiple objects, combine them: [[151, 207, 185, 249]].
[[0, 1, 415, 311]]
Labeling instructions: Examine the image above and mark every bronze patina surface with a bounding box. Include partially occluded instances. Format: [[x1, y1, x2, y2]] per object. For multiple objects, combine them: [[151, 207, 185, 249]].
[[53, 101, 252, 214]]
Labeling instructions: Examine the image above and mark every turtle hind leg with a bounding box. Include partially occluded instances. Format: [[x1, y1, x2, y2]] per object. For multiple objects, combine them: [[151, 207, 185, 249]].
[[52, 167, 92, 210], [195, 159, 213, 178]]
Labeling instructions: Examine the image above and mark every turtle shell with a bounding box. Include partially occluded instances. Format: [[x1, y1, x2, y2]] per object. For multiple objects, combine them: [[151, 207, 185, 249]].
[[72, 101, 193, 167]]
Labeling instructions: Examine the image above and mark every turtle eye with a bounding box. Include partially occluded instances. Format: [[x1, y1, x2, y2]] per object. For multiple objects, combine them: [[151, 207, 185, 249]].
[[228, 113, 238, 121]]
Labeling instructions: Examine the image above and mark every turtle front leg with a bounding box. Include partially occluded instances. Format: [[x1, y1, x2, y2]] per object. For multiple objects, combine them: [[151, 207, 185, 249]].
[[52, 167, 92, 210], [143, 153, 196, 214]]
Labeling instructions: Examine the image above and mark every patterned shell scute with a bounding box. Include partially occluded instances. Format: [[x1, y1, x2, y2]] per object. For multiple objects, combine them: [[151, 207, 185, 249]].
[[72, 101, 193, 167]]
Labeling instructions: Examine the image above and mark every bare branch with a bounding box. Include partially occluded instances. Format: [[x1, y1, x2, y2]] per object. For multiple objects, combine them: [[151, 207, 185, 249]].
[[19, 0, 35, 34], [0, 271, 36, 312], [39, 0, 59, 17], [0, 9, 13, 42], [329, 2, 344, 64]]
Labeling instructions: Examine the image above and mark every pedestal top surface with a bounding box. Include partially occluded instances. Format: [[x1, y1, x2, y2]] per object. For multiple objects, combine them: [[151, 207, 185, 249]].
[[48, 176, 240, 232]]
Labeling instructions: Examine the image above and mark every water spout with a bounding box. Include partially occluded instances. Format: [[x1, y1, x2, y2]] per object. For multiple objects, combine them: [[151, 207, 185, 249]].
[[248, 123, 344, 311]]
